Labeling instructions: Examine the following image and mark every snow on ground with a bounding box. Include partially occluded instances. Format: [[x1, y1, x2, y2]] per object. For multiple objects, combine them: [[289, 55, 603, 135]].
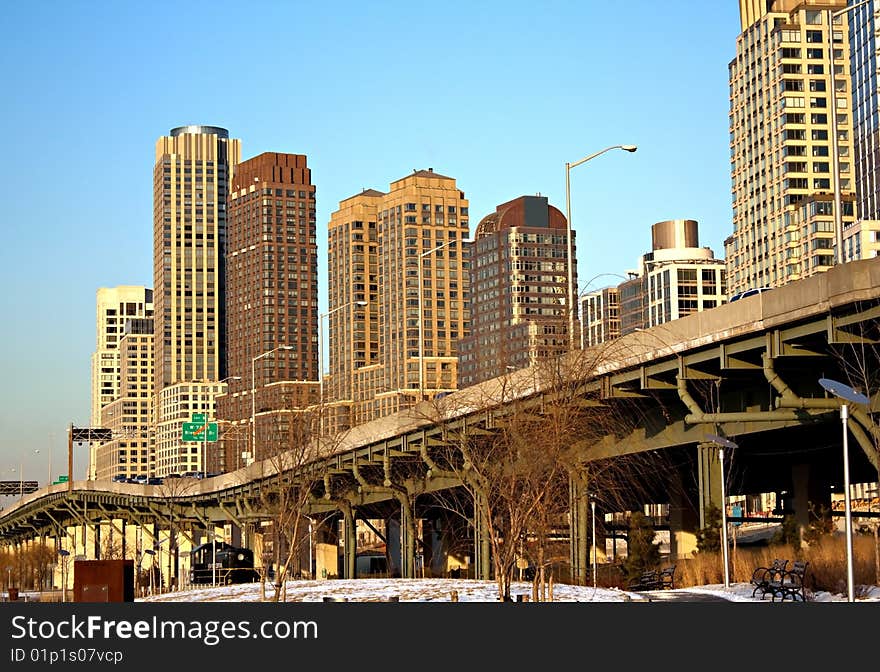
[[135, 578, 880, 603]]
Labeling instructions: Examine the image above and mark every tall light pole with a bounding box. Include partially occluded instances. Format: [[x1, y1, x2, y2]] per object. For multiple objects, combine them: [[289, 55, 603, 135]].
[[564, 144, 637, 349], [250, 346, 293, 467], [307, 516, 315, 580], [47, 433, 54, 486], [58, 549, 70, 602], [590, 493, 598, 588], [706, 434, 738, 589], [819, 377, 870, 603], [202, 375, 241, 475], [418, 238, 473, 399], [319, 300, 368, 435], [828, 0, 872, 265]]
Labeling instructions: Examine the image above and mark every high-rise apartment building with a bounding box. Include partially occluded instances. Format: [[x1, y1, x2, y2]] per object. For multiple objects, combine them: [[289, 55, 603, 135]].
[[90, 286, 154, 426], [95, 318, 154, 481], [585, 220, 727, 343], [326, 188, 382, 429], [850, 1, 880, 222], [727, 0, 862, 294], [327, 169, 471, 424], [581, 286, 620, 349], [152, 125, 241, 475], [847, 2, 880, 262], [459, 195, 572, 388], [216, 152, 320, 468]]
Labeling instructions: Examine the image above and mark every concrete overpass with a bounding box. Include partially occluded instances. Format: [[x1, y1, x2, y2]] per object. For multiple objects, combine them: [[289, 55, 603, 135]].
[[2, 257, 879, 588]]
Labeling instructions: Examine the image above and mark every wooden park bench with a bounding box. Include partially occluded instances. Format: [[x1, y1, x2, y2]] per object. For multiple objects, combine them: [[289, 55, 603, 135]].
[[627, 564, 676, 591], [750, 559, 810, 602]]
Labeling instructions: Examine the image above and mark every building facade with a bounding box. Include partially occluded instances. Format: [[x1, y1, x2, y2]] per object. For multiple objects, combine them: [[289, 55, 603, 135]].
[[216, 151, 320, 468], [327, 169, 471, 424], [850, 1, 880, 223], [581, 286, 621, 349], [95, 318, 154, 481], [847, 1, 880, 263], [586, 220, 727, 342], [459, 195, 572, 387], [326, 189, 382, 429], [726, 0, 859, 294], [90, 286, 154, 426], [152, 125, 241, 475]]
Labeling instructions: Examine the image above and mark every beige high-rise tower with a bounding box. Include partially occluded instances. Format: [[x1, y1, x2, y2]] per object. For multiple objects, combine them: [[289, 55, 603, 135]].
[[89, 286, 153, 480], [726, 0, 870, 294], [90, 286, 154, 425], [327, 169, 471, 426], [152, 125, 241, 475]]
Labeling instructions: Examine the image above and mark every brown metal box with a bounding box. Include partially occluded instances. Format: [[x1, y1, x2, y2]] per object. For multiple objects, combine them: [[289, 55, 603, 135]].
[[73, 560, 134, 602]]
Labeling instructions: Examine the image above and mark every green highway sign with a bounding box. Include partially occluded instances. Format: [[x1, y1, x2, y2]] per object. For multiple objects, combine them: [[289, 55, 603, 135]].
[[191, 413, 207, 423], [58, 475, 68, 482], [182, 422, 218, 442]]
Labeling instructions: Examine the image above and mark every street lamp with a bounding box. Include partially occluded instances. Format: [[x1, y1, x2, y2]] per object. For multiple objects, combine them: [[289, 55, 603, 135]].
[[818, 377, 870, 603], [564, 144, 637, 349], [588, 492, 600, 588], [319, 300, 368, 435], [58, 549, 70, 603], [307, 516, 315, 580], [706, 433, 738, 589], [143, 548, 156, 596], [418, 238, 473, 399], [828, 0, 872, 264], [201, 375, 241, 475], [250, 346, 294, 467]]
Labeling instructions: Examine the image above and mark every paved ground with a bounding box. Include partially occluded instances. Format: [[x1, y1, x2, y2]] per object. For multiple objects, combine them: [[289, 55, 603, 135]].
[[628, 589, 733, 602]]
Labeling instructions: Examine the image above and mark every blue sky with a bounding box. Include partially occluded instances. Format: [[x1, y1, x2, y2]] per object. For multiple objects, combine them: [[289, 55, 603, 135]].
[[0, 0, 741, 486]]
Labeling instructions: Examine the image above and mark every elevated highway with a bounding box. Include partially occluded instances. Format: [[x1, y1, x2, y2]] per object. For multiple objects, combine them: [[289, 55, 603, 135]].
[[2, 258, 880, 586]]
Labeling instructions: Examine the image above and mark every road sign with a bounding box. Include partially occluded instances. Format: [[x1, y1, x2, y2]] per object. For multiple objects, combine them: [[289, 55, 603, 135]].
[[191, 413, 207, 423], [58, 475, 68, 483], [183, 422, 218, 442]]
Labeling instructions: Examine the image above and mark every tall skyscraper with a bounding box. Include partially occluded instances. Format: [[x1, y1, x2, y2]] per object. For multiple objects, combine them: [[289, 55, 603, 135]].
[[459, 195, 572, 388], [326, 188, 382, 429], [89, 286, 153, 481], [850, 1, 879, 221], [327, 169, 471, 424], [90, 286, 154, 426], [152, 125, 241, 475], [726, 1, 865, 294], [847, 1, 880, 262], [216, 151, 319, 468]]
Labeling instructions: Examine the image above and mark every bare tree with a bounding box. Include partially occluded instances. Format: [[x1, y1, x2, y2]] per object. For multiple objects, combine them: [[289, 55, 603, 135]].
[[426, 343, 668, 601], [154, 475, 201, 592], [256, 400, 349, 602]]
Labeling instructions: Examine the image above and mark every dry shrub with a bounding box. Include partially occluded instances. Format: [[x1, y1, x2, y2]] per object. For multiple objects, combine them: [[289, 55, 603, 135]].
[[677, 534, 877, 597]]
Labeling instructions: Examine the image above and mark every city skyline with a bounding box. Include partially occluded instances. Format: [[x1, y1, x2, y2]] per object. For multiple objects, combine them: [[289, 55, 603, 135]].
[[0, 1, 739, 486]]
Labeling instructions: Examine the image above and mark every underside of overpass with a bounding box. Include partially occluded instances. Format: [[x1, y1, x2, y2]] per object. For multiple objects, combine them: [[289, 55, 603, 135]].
[[2, 259, 880, 589]]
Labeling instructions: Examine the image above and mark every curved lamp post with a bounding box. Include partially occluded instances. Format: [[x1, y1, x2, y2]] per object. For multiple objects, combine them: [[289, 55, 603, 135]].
[[250, 346, 293, 467], [201, 375, 241, 475], [706, 433, 738, 589], [418, 238, 473, 399], [819, 377, 870, 602], [319, 300, 368, 435], [564, 145, 637, 349]]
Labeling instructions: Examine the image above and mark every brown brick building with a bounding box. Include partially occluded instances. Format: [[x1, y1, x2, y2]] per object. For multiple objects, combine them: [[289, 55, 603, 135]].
[[216, 152, 319, 468], [459, 195, 573, 387]]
